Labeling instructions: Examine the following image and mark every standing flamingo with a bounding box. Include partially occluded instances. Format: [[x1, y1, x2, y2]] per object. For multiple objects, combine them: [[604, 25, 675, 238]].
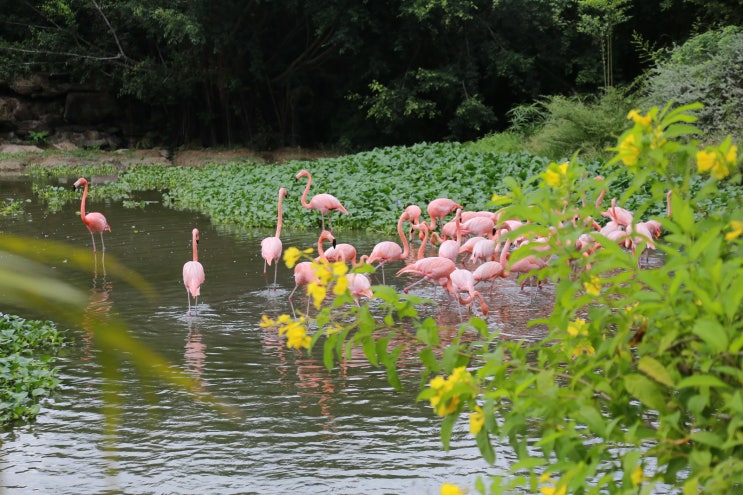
[[396, 256, 456, 293], [427, 198, 462, 231], [183, 228, 205, 316], [473, 238, 511, 292], [261, 187, 288, 289], [364, 211, 412, 283], [295, 169, 348, 231], [449, 268, 489, 317], [73, 177, 111, 252], [346, 273, 373, 305], [438, 209, 463, 262]]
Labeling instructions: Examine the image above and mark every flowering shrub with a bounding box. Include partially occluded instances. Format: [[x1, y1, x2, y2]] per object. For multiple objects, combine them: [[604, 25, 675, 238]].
[[262, 103, 742, 494]]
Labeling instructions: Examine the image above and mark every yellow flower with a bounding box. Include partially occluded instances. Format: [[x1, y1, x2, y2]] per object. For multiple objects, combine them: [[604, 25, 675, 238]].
[[313, 260, 333, 284], [332, 261, 348, 277], [725, 144, 737, 164], [285, 323, 311, 350], [333, 272, 349, 296], [572, 342, 595, 357], [631, 465, 644, 486], [469, 406, 485, 435], [544, 162, 569, 188], [540, 484, 567, 495], [725, 220, 743, 241], [618, 133, 641, 167], [627, 109, 652, 127], [583, 276, 601, 296], [259, 315, 275, 328], [567, 319, 587, 337], [325, 324, 342, 335], [697, 148, 730, 179], [283, 247, 301, 268], [491, 193, 510, 202], [441, 483, 465, 495], [307, 281, 327, 309]]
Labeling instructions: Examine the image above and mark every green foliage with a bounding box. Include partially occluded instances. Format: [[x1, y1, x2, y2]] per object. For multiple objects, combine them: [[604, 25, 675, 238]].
[[0, 313, 63, 426], [29, 131, 49, 146], [640, 26, 743, 143], [519, 89, 632, 161], [265, 103, 743, 494]]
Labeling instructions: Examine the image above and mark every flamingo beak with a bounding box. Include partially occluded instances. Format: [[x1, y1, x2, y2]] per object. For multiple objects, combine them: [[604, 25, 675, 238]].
[[332, 239, 337, 248]]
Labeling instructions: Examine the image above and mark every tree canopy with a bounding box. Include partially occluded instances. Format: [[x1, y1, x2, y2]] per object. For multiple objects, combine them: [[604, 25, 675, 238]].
[[0, 0, 735, 149]]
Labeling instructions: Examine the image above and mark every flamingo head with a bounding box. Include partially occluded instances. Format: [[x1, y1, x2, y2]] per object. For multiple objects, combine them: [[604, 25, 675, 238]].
[[279, 187, 288, 198], [193, 228, 200, 244], [295, 169, 310, 180], [72, 177, 87, 190]]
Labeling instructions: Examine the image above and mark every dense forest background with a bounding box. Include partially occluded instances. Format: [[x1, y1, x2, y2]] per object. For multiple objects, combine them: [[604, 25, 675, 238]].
[[0, 0, 741, 151]]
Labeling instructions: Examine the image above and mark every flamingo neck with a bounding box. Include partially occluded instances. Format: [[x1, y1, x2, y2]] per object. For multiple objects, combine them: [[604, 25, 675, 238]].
[[192, 232, 199, 262], [397, 214, 410, 258], [416, 225, 429, 259], [79, 181, 88, 220], [275, 192, 285, 238], [500, 238, 511, 268], [300, 174, 312, 208]]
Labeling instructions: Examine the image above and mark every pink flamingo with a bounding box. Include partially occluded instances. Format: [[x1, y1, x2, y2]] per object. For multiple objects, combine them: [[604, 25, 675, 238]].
[[295, 169, 348, 231], [448, 268, 489, 317], [324, 241, 358, 265], [506, 242, 548, 291], [412, 222, 431, 260], [261, 187, 288, 289], [183, 228, 205, 316], [73, 177, 111, 252], [438, 209, 463, 262], [346, 273, 373, 305], [404, 204, 423, 227], [396, 256, 456, 293], [427, 198, 462, 231], [315, 230, 337, 261], [601, 197, 634, 228], [473, 238, 511, 292], [364, 211, 411, 283]]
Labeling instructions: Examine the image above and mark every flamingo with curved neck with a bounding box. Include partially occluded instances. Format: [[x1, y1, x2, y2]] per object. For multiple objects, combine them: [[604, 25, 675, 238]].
[[295, 169, 348, 231], [73, 177, 111, 252], [261, 187, 288, 289]]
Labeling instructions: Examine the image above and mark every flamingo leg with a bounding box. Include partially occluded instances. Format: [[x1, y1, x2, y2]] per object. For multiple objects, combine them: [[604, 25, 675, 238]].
[[90, 232, 97, 252], [272, 264, 279, 290], [99, 232, 106, 252]]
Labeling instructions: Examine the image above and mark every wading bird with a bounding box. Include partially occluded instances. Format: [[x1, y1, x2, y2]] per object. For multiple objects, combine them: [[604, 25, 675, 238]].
[[295, 169, 348, 231], [261, 187, 288, 289], [73, 177, 111, 252], [183, 228, 205, 316]]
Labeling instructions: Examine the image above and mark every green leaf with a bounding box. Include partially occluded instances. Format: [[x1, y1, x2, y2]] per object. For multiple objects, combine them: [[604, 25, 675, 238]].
[[440, 414, 456, 451], [623, 373, 666, 411], [691, 318, 729, 353], [677, 375, 730, 389], [638, 356, 675, 387], [476, 429, 496, 465], [578, 405, 607, 437]]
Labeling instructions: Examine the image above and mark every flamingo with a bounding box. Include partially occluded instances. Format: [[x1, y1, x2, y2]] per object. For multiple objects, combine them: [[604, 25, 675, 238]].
[[396, 256, 456, 293], [438, 209, 463, 262], [364, 211, 411, 283], [315, 230, 336, 261], [427, 198, 462, 231], [507, 243, 548, 291], [183, 228, 205, 316], [473, 238, 511, 292], [261, 187, 288, 289], [346, 273, 373, 305], [449, 268, 489, 317], [73, 177, 111, 252], [295, 169, 348, 231], [324, 241, 358, 265], [601, 197, 634, 228]]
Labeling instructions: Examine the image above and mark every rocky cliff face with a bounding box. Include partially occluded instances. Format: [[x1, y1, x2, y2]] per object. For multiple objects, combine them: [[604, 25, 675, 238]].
[[0, 73, 147, 150]]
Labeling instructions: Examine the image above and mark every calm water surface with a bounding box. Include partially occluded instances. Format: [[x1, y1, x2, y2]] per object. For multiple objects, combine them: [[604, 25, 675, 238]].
[[0, 175, 658, 494]]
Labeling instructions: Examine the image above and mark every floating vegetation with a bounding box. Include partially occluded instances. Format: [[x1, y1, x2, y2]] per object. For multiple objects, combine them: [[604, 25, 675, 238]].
[[0, 313, 64, 427], [26, 142, 739, 233]]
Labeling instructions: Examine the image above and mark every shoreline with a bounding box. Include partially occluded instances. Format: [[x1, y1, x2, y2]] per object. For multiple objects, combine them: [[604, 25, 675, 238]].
[[0, 146, 340, 176]]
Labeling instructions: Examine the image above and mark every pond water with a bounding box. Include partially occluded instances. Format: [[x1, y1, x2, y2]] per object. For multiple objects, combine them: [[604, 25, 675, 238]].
[[0, 175, 658, 494]]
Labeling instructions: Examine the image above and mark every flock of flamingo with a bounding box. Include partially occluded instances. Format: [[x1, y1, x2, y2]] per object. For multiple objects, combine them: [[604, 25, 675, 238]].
[[71, 169, 669, 317]]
